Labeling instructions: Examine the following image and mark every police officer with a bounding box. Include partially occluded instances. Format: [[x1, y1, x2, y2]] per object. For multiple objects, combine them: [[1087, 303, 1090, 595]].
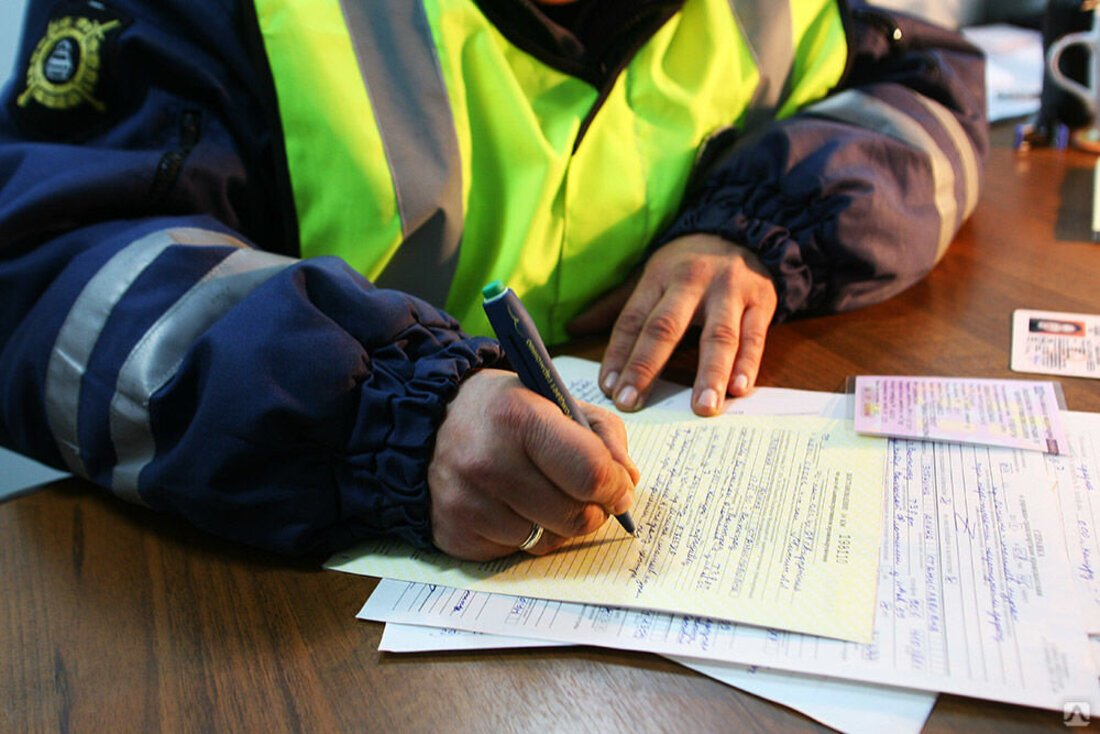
[[0, 0, 986, 559]]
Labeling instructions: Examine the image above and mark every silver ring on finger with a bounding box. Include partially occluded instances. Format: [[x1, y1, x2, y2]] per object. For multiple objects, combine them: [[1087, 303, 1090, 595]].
[[517, 522, 544, 552]]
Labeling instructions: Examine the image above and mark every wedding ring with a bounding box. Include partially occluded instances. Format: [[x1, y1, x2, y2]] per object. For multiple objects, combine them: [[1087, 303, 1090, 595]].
[[517, 522, 544, 552]]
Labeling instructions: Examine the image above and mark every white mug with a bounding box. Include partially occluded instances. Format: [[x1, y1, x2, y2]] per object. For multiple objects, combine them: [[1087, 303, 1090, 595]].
[[1047, 4, 1100, 147]]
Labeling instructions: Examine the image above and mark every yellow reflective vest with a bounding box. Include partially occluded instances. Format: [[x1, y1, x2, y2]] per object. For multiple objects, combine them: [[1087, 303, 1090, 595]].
[[255, 0, 848, 341]]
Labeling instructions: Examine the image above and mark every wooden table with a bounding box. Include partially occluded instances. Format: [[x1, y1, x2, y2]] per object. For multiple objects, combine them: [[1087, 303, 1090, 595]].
[[3, 132, 1098, 733]]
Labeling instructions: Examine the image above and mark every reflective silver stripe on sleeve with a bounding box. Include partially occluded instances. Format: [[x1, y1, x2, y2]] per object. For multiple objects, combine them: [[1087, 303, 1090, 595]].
[[911, 93, 981, 220], [807, 89, 958, 261], [730, 0, 793, 128], [339, 0, 464, 308], [109, 247, 293, 504], [45, 228, 248, 478]]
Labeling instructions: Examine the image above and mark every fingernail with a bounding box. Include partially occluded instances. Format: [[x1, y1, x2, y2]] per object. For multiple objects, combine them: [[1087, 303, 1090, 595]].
[[616, 385, 640, 411], [602, 371, 619, 394], [696, 388, 719, 412], [733, 374, 749, 393]]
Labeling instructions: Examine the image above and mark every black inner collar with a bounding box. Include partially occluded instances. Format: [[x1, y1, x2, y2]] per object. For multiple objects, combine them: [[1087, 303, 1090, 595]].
[[473, 0, 681, 86]]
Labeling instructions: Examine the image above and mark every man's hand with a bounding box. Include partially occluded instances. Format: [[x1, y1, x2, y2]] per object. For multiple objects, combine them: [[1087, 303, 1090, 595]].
[[569, 234, 778, 416], [428, 369, 639, 561]]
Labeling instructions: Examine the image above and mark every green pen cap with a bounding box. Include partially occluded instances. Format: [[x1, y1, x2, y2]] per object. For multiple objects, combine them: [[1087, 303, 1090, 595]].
[[481, 280, 506, 300]]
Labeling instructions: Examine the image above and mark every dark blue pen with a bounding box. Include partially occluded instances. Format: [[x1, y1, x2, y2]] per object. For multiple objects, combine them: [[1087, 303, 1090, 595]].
[[481, 280, 637, 536]]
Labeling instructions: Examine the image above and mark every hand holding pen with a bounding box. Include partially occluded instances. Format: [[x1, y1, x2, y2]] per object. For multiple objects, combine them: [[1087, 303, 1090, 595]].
[[423, 282, 638, 561], [482, 281, 638, 537]]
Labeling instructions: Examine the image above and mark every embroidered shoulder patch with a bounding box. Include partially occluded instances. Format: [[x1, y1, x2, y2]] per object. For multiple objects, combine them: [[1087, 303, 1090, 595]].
[[10, 1, 130, 138], [18, 15, 121, 112]]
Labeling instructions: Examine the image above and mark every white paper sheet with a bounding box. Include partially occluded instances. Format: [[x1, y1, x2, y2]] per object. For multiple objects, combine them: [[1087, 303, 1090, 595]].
[[359, 438, 1099, 710], [553, 355, 848, 419], [674, 658, 935, 734], [380, 622, 567, 652], [1051, 412, 1100, 633], [379, 622, 936, 734]]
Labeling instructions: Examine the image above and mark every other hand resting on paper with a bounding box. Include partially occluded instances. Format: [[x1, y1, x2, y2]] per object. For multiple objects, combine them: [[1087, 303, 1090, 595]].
[[569, 234, 778, 417], [428, 369, 639, 561]]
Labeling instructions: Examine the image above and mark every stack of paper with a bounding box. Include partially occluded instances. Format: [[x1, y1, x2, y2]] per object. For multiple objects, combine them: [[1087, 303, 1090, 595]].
[[326, 358, 1100, 732], [334, 413, 889, 643]]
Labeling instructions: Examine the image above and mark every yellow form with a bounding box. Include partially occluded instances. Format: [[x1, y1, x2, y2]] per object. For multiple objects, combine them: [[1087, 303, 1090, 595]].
[[328, 415, 888, 643]]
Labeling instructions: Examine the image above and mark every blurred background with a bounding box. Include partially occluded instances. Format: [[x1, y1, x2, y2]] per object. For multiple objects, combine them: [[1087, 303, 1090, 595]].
[[1, 0, 26, 86], [872, 0, 1046, 27]]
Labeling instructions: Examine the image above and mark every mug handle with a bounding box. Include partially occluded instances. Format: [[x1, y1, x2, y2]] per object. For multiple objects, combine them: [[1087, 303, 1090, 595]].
[[1047, 30, 1097, 115]]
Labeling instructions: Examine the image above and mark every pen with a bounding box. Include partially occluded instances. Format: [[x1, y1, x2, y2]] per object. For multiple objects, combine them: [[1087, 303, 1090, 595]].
[[481, 280, 637, 536]]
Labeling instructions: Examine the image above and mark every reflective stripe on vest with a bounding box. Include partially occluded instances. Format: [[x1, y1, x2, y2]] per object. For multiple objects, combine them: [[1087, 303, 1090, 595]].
[[255, 0, 848, 342], [731, 0, 792, 129], [339, 0, 463, 308]]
